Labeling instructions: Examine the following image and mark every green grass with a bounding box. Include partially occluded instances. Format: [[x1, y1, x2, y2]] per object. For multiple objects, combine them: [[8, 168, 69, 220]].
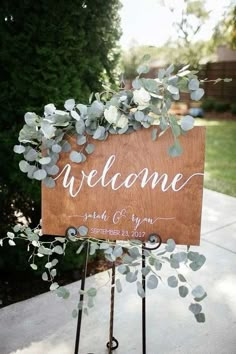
[[195, 119, 236, 197]]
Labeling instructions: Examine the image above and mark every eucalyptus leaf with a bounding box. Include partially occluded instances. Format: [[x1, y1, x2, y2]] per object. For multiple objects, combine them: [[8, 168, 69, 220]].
[[14, 145, 25, 154], [70, 151, 83, 163], [113, 245, 123, 258], [61, 141, 71, 152], [170, 258, 180, 269], [90, 242, 99, 255], [167, 85, 179, 95], [52, 144, 62, 153], [53, 245, 64, 255], [173, 252, 187, 263], [64, 98, 75, 111], [39, 157, 51, 165], [147, 274, 158, 289], [50, 269, 57, 277], [167, 275, 178, 288], [93, 126, 105, 140], [41, 120, 56, 139], [165, 239, 176, 252], [116, 279, 122, 293], [24, 112, 37, 126], [87, 287, 97, 297], [88, 296, 94, 308], [72, 309, 78, 318], [46, 165, 59, 176], [179, 285, 189, 297], [128, 247, 140, 258], [30, 264, 38, 270], [178, 274, 187, 282], [85, 143, 95, 154], [77, 135, 87, 146], [100, 242, 110, 250], [76, 243, 85, 255], [7, 232, 15, 239], [137, 64, 149, 75], [158, 68, 165, 80], [118, 264, 128, 274], [43, 177, 55, 188], [137, 281, 145, 298], [42, 272, 48, 281], [189, 303, 202, 315], [56, 287, 70, 299], [141, 266, 151, 276], [25, 148, 38, 162], [190, 88, 204, 101], [154, 260, 162, 271], [181, 115, 194, 131], [151, 128, 158, 141], [71, 110, 81, 121], [134, 111, 145, 122], [192, 285, 206, 299], [126, 271, 138, 283], [188, 79, 200, 90], [9, 239, 16, 246], [45, 262, 52, 269], [194, 313, 205, 323], [38, 246, 52, 255], [168, 140, 183, 157], [51, 259, 59, 267], [132, 78, 142, 89]]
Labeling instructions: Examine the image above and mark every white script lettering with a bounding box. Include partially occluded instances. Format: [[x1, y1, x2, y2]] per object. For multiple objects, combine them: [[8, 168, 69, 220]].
[[54, 155, 203, 198]]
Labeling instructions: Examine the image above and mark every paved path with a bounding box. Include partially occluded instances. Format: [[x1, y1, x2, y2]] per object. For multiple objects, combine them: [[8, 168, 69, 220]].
[[0, 189, 236, 354]]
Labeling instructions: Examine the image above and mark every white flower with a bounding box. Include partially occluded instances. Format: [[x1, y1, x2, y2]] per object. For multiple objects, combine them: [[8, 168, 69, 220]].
[[133, 87, 151, 108], [117, 114, 128, 129], [44, 103, 56, 116], [104, 105, 119, 125]]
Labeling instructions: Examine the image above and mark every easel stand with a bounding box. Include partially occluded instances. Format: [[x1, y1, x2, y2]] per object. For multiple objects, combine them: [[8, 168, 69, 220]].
[[65, 228, 162, 354]]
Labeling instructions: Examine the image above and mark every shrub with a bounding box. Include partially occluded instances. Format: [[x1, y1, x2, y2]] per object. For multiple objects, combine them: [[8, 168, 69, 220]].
[[214, 102, 230, 113], [230, 103, 236, 115], [201, 97, 216, 111]]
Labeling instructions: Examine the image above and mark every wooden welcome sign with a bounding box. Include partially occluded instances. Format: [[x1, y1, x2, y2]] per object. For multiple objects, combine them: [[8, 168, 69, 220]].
[[42, 127, 205, 245]]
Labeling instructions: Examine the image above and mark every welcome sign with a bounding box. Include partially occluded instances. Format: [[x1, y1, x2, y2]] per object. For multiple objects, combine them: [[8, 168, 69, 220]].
[[42, 127, 205, 245]]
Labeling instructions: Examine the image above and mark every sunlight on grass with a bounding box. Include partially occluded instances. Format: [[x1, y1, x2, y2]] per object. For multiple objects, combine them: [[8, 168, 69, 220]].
[[195, 119, 222, 127], [195, 118, 236, 197]]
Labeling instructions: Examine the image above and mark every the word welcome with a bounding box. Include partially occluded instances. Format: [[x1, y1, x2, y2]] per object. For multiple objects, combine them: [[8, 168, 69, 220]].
[[54, 154, 203, 198]]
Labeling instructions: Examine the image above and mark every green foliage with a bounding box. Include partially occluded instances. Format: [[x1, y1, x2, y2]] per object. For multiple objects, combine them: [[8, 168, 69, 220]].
[[212, 4, 236, 50], [0, 0, 121, 272], [201, 97, 216, 112], [196, 119, 236, 197], [214, 102, 230, 113], [230, 103, 236, 115], [1, 227, 207, 322], [11, 62, 207, 186]]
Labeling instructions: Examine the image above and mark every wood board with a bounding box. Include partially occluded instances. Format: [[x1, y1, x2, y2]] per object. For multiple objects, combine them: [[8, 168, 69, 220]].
[[42, 127, 205, 245]]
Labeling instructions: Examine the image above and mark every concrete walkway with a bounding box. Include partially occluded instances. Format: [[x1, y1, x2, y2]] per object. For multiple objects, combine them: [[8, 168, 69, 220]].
[[0, 189, 236, 354]]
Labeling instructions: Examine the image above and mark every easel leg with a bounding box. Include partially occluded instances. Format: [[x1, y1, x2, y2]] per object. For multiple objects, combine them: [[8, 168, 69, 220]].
[[107, 262, 119, 353], [74, 241, 89, 354], [142, 243, 146, 354]]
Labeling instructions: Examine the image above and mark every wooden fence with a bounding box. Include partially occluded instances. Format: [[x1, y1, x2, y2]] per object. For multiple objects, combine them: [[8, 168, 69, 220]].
[[199, 61, 236, 102], [146, 61, 236, 103]]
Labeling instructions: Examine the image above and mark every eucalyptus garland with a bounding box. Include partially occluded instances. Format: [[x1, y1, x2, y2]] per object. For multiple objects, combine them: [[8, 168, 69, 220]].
[[2, 56, 224, 323], [1, 224, 207, 322]]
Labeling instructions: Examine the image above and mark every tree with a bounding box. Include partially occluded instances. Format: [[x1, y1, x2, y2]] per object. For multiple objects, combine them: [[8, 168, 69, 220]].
[[158, 0, 210, 67], [212, 4, 236, 50], [0, 0, 121, 270]]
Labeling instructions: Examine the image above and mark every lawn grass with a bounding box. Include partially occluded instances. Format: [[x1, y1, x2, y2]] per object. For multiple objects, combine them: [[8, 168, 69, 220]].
[[195, 118, 236, 197]]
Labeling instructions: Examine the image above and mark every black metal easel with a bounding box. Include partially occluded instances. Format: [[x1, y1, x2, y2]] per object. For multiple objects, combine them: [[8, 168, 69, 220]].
[[66, 227, 162, 354]]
